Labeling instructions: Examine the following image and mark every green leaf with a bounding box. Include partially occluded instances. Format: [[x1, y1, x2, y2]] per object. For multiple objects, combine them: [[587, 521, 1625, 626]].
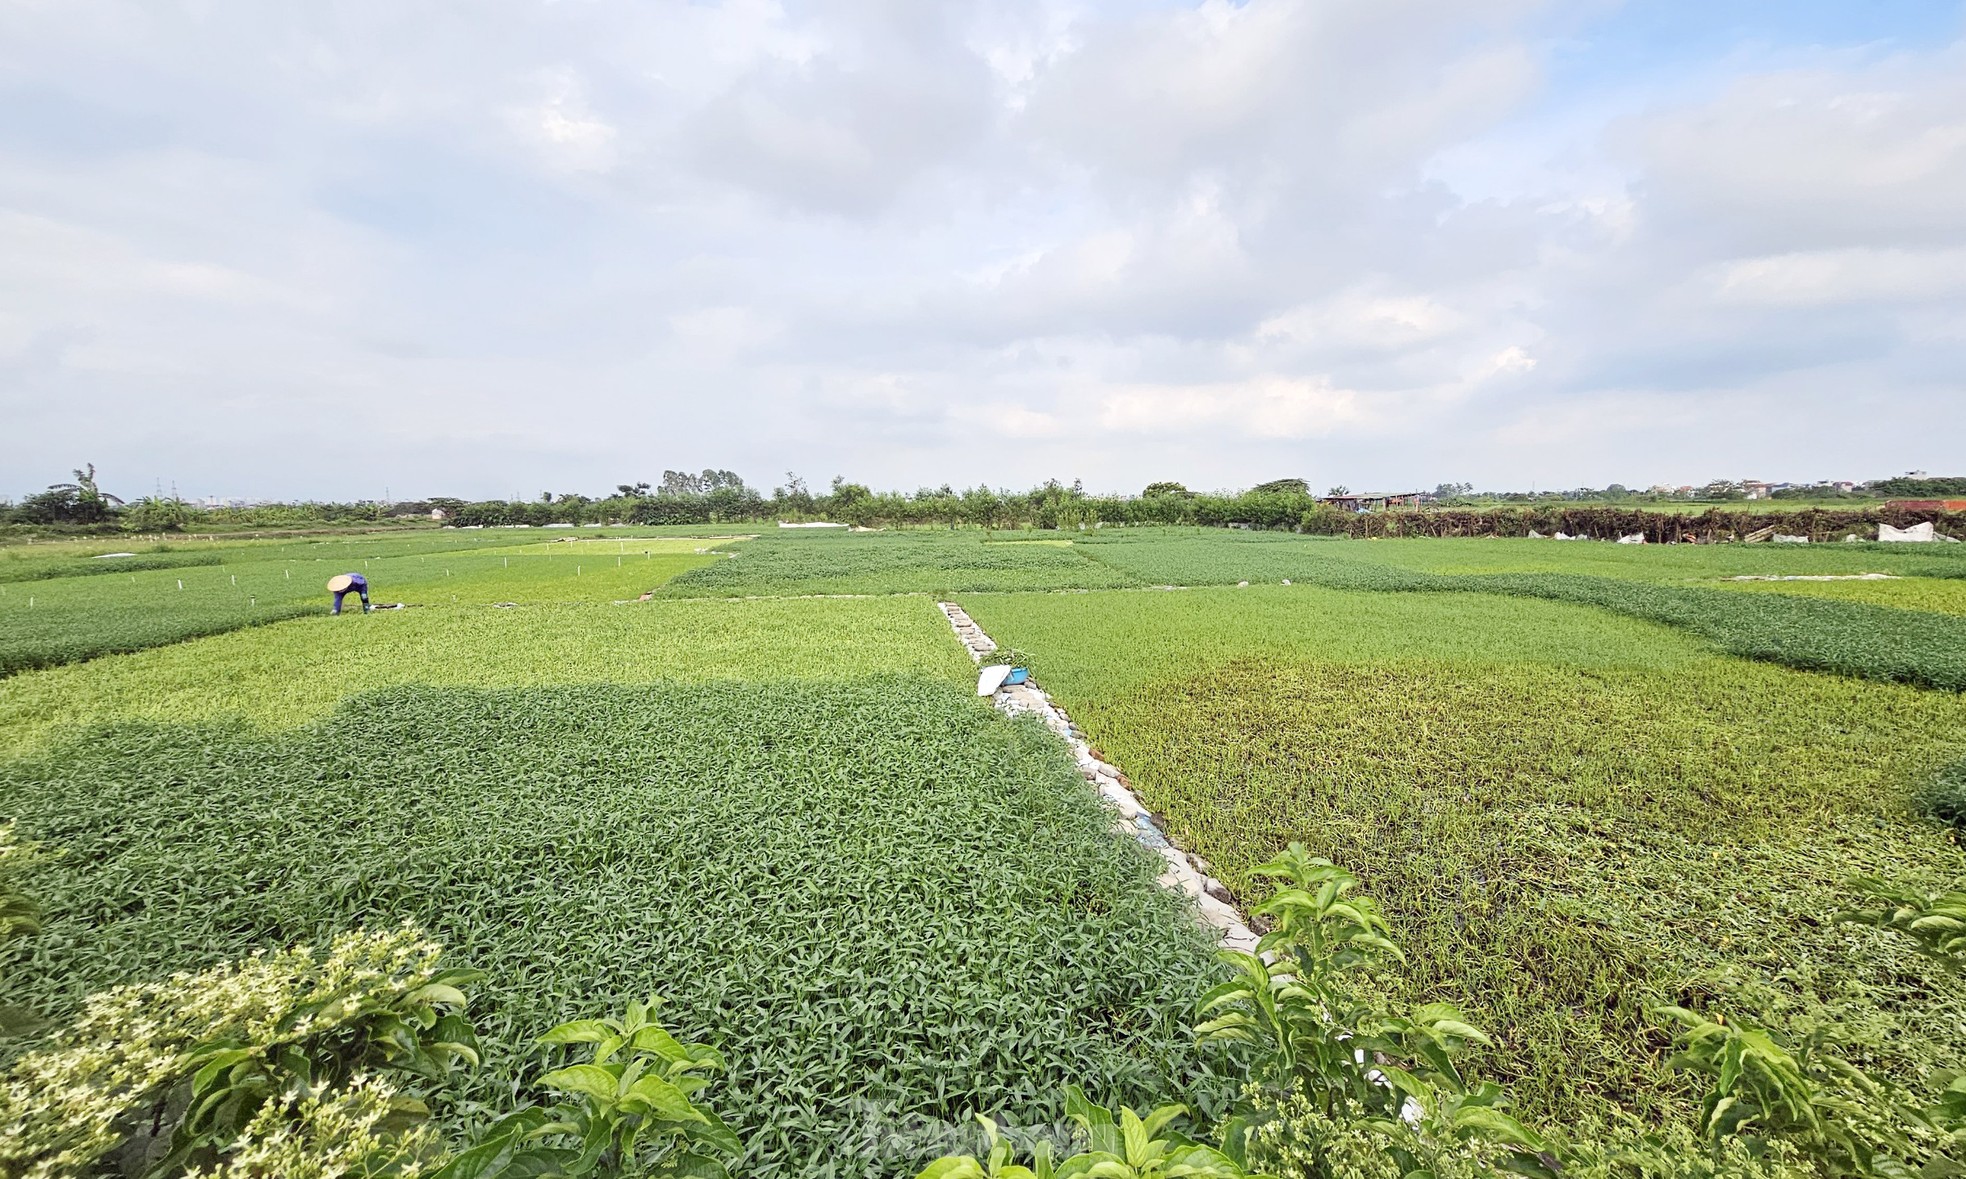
[[683, 1109, 744, 1156], [916, 1158, 989, 1179], [1448, 1106, 1543, 1148], [410, 983, 471, 1008], [539, 1063, 622, 1105], [660, 1150, 732, 1179], [625, 1071, 709, 1123], [538, 1020, 615, 1046], [628, 1023, 693, 1061]]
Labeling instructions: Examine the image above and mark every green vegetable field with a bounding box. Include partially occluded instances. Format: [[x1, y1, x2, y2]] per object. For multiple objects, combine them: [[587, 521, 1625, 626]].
[[958, 584, 1966, 1132], [8, 524, 1966, 1176], [0, 534, 727, 676]]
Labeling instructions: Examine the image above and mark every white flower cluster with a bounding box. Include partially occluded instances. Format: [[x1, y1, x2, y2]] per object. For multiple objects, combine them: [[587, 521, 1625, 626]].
[[182, 1074, 437, 1179], [0, 923, 445, 1179]]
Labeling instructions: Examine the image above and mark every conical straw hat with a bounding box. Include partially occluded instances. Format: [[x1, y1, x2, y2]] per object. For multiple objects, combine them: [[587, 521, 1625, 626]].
[[327, 574, 355, 593]]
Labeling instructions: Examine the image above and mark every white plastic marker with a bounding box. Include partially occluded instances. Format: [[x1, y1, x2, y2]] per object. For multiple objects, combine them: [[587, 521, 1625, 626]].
[[976, 664, 1013, 697], [177, 580, 184, 590]]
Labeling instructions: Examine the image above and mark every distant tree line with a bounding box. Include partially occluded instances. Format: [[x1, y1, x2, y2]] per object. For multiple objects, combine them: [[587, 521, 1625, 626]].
[[1872, 475, 1966, 498], [6, 464, 1962, 535]]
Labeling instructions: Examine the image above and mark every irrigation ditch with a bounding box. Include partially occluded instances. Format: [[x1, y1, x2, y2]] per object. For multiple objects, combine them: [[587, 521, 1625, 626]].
[[936, 600, 1257, 952]]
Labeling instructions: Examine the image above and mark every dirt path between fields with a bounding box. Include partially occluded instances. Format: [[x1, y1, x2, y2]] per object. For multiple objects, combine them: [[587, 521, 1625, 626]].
[[936, 600, 1257, 952]]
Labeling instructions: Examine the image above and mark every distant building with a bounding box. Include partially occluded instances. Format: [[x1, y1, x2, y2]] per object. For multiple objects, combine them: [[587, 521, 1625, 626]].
[[1831, 481, 1857, 493], [1742, 480, 1772, 500], [430, 507, 448, 521], [1318, 492, 1433, 513]]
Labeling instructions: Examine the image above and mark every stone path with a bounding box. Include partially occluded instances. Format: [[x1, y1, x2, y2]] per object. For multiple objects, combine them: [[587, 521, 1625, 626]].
[[936, 601, 1258, 953]]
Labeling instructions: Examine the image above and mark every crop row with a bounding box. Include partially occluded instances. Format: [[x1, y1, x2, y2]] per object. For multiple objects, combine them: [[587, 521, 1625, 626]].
[[0, 679, 1227, 1177]]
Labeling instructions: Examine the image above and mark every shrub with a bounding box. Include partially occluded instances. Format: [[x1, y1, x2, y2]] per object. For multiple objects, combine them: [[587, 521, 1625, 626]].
[[0, 924, 479, 1178]]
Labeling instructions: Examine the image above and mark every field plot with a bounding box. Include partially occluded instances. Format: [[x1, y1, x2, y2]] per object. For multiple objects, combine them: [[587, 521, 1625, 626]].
[[659, 530, 1142, 597], [1717, 574, 1966, 616], [1288, 535, 1966, 582], [1074, 530, 1966, 584], [1066, 532, 1966, 690], [0, 534, 719, 676], [1, 679, 1224, 1176], [959, 584, 1966, 1131], [0, 596, 970, 756]]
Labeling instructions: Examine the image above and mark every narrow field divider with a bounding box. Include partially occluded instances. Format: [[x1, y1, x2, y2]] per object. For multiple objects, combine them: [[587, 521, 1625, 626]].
[[936, 600, 1257, 951]]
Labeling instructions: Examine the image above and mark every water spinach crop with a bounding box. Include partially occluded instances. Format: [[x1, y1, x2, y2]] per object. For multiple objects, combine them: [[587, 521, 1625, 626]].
[[0, 680, 1229, 1178]]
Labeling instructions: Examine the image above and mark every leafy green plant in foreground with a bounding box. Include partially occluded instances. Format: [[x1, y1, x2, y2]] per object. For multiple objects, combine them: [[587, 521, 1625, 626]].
[[1651, 1007, 1916, 1176], [439, 997, 740, 1179], [918, 1086, 1267, 1179], [1836, 877, 1966, 972], [1195, 844, 1550, 1178], [1621, 875, 1966, 1178], [0, 924, 478, 1178]]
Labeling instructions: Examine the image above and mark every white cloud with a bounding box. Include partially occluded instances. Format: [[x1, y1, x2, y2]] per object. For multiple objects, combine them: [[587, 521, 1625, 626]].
[[515, 71, 619, 173], [1486, 345, 1537, 376], [0, 0, 1961, 498], [1707, 247, 1966, 307], [1100, 376, 1365, 440]]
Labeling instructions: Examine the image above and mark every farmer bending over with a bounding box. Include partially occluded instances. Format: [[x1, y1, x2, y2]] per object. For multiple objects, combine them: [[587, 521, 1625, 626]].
[[327, 573, 371, 615]]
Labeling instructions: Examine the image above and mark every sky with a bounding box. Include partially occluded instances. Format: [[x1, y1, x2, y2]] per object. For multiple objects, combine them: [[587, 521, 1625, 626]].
[[2, 0, 1963, 502]]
